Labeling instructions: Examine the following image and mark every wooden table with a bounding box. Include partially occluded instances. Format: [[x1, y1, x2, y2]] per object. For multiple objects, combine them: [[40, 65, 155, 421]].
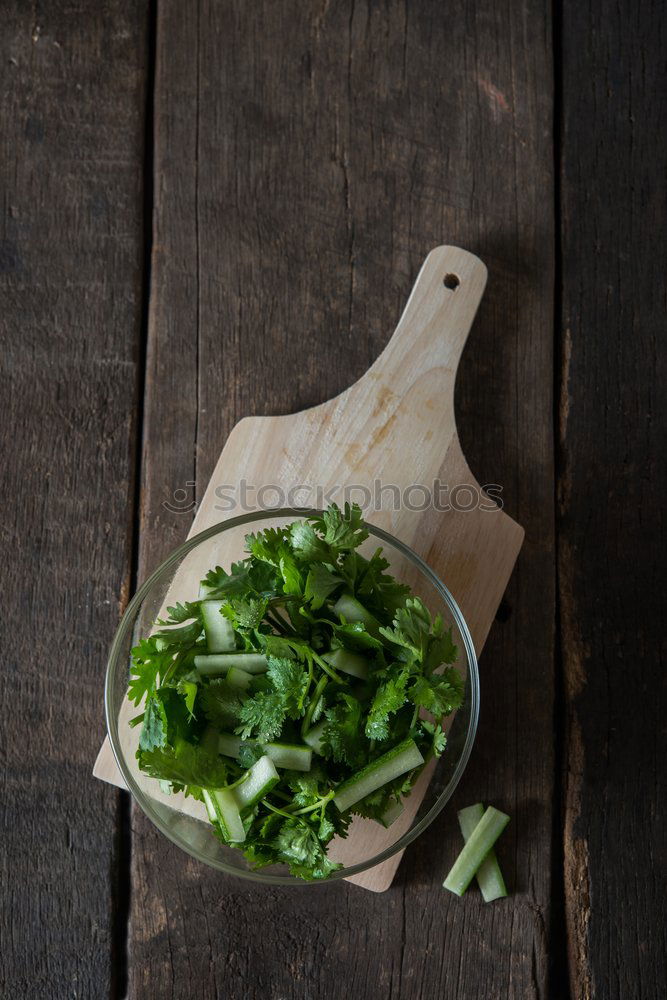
[[1, 3, 664, 998]]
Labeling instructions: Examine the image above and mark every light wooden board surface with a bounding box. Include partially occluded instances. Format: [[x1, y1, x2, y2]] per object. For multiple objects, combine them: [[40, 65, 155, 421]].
[[95, 245, 524, 891]]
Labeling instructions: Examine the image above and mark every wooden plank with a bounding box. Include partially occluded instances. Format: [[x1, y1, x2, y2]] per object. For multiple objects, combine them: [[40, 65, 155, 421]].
[[559, 2, 667, 998], [0, 1, 148, 995], [129, 1, 554, 997]]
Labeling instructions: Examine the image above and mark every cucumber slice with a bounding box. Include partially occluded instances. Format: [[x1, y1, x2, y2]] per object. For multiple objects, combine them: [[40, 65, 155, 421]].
[[333, 593, 378, 631], [218, 733, 242, 758], [232, 755, 279, 811], [198, 581, 217, 599], [334, 738, 424, 812], [324, 647, 369, 680], [226, 666, 253, 691], [457, 804, 508, 902], [217, 734, 312, 771], [264, 742, 312, 771], [201, 600, 236, 652], [201, 787, 246, 842], [443, 806, 510, 896], [378, 799, 405, 828], [303, 720, 326, 754], [194, 652, 269, 676]]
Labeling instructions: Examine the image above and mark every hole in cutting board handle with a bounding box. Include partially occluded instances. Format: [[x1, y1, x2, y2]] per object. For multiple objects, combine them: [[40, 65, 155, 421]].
[[443, 273, 460, 290]]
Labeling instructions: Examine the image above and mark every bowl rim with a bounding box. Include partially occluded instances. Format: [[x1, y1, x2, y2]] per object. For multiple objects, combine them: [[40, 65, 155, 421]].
[[105, 507, 480, 885]]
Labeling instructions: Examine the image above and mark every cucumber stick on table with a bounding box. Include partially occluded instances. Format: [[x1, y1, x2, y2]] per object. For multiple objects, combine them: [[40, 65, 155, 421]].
[[457, 803, 508, 901], [443, 805, 510, 896]]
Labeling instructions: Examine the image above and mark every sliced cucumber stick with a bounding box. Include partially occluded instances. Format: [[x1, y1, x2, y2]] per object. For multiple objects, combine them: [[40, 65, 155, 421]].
[[218, 733, 242, 758], [202, 787, 246, 842], [457, 804, 507, 902], [444, 806, 510, 897], [226, 666, 253, 690], [201, 600, 236, 653], [333, 593, 378, 631], [265, 742, 312, 771], [378, 798, 405, 828], [334, 738, 424, 812], [218, 733, 312, 771], [194, 652, 268, 676], [303, 720, 326, 754], [324, 647, 369, 680], [232, 756, 279, 811]]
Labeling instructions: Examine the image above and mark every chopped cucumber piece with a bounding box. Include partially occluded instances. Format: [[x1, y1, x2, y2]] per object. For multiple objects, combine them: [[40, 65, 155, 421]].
[[194, 652, 269, 676], [218, 733, 242, 758], [333, 593, 378, 631], [324, 647, 369, 680], [226, 666, 253, 690], [265, 742, 312, 771], [303, 720, 326, 754], [334, 738, 424, 812], [202, 787, 246, 842], [198, 581, 217, 598], [201, 600, 236, 652], [232, 755, 279, 811], [218, 734, 312, 771], [443, 806, 510, 897], [378, 799, 405, 829], [457, 804, 508, 902]]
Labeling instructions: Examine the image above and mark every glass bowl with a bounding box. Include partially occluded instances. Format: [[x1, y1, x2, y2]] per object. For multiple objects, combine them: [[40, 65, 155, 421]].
[[105, 508, 479, 885]]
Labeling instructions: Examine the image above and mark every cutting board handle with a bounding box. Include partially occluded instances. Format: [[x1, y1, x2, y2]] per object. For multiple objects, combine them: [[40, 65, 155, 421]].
[[361, 245, 487, 395]]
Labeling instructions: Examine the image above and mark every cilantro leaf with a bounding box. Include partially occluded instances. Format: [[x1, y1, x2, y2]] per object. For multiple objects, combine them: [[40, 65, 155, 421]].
[[273, 819, 340, 880], [245, 528, 304, 595], [139, 693, 169, 751], [321, 694, 366, 767], [137, 739, 231, 797], [200, 562, 251, 598], [365, 670, 409, 740], [235, 691, 286, 742], [222, 595, 269, 630], [266, 655, 309, 718], [421, 720, 448, 757], [308, 503, 368, 556], [157, 601, 202, 625], [178, 676, 198, 719], [290, 521, 331, 562], [353, 549, 411, 614], [410, 668, 464, 718], [284, 769, 326, 808], [332, 621, 384, 653], [237, 740, 264, 769], [200, 678, 245, 728], [278, 548, 303, 595], [379, 597, 433, 662], [128, 636, 171, 706], [424, 620, 458, 673], [304, 563, 343, 610]]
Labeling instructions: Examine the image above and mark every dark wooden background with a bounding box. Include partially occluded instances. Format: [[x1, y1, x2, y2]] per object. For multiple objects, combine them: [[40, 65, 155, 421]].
[[1, 1, 664, 998]]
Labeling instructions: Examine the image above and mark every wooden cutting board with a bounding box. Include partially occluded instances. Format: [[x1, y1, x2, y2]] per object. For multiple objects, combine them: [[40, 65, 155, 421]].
[[94, 245, 524, 891]]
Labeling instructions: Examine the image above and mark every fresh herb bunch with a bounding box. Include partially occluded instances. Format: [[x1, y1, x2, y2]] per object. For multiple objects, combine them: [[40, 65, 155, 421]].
[[129, 503, 463, 880]]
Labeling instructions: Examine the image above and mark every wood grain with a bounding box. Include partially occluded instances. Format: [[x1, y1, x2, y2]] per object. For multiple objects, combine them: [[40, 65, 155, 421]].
[[0, 1, 148, 997], [128, 1, 555, 997], [559, 1, 667, 997]]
